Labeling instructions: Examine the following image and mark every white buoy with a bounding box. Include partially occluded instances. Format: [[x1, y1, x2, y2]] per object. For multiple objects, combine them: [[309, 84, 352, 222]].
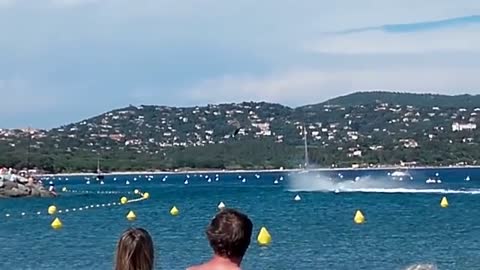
[[86, 180, 90, 185], [218, 202, 226, 209], [274, 180, 279, 184], [100, 181, 104, 185], [126, 180, 130, 185], [242, 178, 246, 183], [114, 177, 117, 181], [280, 176, 284, 181], [21, 212, 25, 216], [466, 176, 471, 181], [294, 195, 301, 201], [208, 178, 212, 183], [184, 179, 189, 185]]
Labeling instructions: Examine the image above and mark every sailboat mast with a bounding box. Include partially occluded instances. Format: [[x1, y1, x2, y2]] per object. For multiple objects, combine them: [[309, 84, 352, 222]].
[[304, 125, 309, 168], [97, 155, 100, 173]]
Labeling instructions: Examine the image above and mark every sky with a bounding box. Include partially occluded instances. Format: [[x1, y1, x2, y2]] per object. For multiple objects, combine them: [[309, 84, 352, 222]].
[[1, 0, 480, 128]]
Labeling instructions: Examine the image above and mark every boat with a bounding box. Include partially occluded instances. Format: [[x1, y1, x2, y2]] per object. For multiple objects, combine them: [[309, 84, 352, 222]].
[[96, 156, 104, 180], [391, 169, 413, 181], [465, 176, 471, 181], [426, 173, 442, 184], [425, 178, 436, 184], [298, 125, 310, 174]]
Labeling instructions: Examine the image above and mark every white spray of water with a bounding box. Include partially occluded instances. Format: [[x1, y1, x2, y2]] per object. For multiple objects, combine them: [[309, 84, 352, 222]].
[[287, 172, 480, 195]]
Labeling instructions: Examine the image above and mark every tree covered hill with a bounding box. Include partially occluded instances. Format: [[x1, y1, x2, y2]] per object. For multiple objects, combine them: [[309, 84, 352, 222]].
[[1, 91, 479, 173], [315, 91, 480, 108]]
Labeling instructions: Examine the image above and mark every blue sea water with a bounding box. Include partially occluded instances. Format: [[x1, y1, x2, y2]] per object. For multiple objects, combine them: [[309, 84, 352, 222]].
[[1, 168, 480, 270]]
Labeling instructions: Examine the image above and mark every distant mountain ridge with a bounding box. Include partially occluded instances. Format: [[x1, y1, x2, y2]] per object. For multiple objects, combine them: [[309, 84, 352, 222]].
[[317, 91, 480, 108]]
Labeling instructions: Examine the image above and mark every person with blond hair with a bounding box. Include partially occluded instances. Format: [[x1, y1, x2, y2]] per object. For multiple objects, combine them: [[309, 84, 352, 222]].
[[115, 227, 155, 270]]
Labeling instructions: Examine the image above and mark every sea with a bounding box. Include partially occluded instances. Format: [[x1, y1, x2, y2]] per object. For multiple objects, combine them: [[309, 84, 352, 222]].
[[1, 168, 480, 270]]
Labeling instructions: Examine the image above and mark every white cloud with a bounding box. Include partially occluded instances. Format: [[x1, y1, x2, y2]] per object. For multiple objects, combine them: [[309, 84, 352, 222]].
[[305, 25, 480, 54], [186, 67, 480, 106]]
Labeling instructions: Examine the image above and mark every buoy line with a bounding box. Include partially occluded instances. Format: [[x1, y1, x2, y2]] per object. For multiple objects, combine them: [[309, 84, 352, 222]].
[[2, 190, 149, 221], [61, 188, 132, 195]]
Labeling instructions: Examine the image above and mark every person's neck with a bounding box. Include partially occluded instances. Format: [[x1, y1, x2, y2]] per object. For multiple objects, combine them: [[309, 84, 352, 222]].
[[210, 254, 242, 267]]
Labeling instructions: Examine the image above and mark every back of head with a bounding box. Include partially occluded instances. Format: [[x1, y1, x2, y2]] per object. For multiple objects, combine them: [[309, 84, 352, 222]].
[[405, 264, 437, 270], [115, 227, 154, 270], [206, 208, 253, 260]]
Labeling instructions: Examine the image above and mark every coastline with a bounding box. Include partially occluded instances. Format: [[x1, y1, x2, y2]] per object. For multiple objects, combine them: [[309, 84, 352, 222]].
[[38, 165, 480, 177]]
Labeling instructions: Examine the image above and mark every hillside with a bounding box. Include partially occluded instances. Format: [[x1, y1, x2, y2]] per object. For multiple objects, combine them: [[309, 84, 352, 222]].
[[1, 91, 479, 172], [317, 91, 480, 108]]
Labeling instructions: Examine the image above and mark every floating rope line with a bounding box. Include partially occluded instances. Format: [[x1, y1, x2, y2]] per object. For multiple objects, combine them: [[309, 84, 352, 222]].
[[2, 189, 149, 220], [61, 189, 132, 195]]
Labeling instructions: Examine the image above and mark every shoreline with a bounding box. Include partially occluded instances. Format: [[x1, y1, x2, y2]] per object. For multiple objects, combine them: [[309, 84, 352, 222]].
[[38, 165, 480, 177]]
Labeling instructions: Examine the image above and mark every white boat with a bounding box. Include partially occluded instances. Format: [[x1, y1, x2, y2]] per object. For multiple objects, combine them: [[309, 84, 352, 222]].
[[391, 170, 413, 181], [425, 178, 436, 184], [465, 176, 471, 181], [426, 178, 442, 184]]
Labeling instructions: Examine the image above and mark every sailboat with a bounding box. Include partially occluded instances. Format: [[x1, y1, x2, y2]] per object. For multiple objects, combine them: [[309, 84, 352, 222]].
[[96, 156, 104, 180], [299, 125, 310, 173]]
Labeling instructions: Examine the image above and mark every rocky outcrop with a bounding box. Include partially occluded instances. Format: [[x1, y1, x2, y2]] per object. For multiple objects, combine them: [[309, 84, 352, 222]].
[[0, 176, 54, 198]]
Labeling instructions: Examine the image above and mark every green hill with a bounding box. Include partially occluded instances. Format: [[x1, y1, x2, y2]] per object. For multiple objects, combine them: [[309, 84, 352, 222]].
[[1, 91, 479, 172]]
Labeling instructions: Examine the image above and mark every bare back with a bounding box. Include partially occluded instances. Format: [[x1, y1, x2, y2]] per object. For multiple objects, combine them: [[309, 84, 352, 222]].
[[187, 257, 242, 270]]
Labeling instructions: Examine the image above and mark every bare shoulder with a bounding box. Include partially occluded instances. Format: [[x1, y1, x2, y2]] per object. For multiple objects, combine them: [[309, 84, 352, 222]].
[[186, 265, 201, 270]]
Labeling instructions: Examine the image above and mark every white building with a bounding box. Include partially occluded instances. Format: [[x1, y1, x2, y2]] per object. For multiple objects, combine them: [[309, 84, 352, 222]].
[[452, 122, 477, 132]]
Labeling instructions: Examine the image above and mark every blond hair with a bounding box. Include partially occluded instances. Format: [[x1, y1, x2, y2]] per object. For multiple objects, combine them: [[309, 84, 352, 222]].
[[115, 227, 154, 270]]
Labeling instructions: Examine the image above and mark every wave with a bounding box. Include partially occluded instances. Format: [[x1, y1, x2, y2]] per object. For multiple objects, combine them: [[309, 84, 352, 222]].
[[286, 172, 480, 194], [288, 187, 480, 194]]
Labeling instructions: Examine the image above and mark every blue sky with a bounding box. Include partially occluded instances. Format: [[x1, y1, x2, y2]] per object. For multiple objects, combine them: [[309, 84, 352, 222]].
[[1, 0, 480, 128]]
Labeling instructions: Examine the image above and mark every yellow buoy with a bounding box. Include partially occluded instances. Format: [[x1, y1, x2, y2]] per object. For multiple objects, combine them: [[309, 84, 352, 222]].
[[51, 217, 63, 230], [440, 196, 449, 208], [170, 206, 179, 216], [62, 187, 67, 192], [120, 197, 128, 205], [143, 192, 150, 199], [48, 205, 57, 215], [126, 210, 136, 221], [354, 210, 365, 224], [257, 227, 272, 246]]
